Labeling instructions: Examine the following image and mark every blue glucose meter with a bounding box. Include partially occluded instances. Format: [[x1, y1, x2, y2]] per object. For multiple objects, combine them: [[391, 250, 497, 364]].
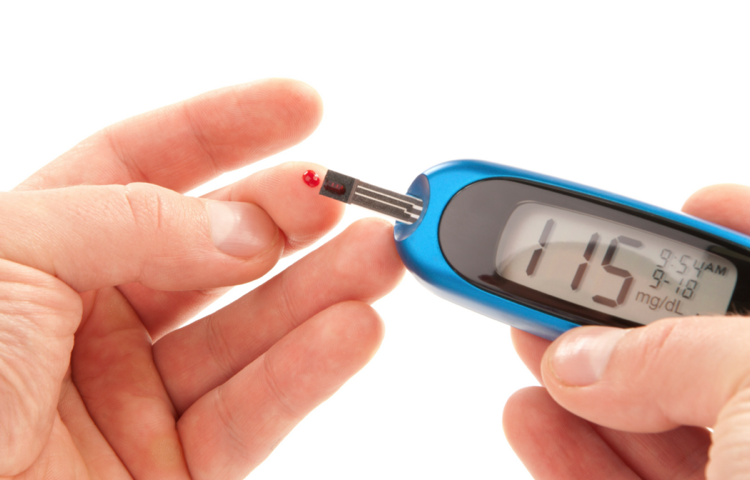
[[319, 160, 750, 340]]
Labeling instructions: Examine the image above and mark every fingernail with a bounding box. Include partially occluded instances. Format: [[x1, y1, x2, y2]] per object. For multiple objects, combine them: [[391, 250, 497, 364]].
[[206, 201, 277, 257], [549, 327, 627, 386]]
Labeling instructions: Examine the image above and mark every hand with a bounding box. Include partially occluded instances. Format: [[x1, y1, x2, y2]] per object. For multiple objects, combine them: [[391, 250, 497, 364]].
[[0, 79, 404, 479], [503, 184, 750, 479]]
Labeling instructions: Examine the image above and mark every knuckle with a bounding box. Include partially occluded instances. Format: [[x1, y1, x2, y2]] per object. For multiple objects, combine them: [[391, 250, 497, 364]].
[[205, 315, 238, 381], [276, 271, 302, 330], [122, 183, 166, 233], [709, 389, 750, 478], [623, 319, 683, 383], [180, 102, 222, 175]]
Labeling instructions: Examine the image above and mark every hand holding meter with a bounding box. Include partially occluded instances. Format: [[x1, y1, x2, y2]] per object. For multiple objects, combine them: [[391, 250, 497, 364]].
[[319, 160, 750, 340]]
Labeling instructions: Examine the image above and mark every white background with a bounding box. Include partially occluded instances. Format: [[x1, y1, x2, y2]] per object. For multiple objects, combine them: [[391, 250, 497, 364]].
[[1, 2, 748, 479]]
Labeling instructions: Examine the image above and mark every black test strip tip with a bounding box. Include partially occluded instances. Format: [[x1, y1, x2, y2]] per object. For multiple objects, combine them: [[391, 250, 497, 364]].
[[319, 170, 357, 203]]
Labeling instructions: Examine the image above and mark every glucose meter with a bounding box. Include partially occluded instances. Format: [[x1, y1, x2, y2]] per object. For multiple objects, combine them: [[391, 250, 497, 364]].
[[319, 160, 750, 340]]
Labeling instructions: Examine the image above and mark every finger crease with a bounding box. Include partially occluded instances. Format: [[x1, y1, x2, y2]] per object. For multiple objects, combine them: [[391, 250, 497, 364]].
[[205, 315, 237, 381], [277, 272, 302, 332], [668, 440, 710, 480], [646, 322, 682, 423], [103, 128, 150, 184], [154, 189, 163, 232], [214, 386, 252, 461], [263, 355, 301, 420], [181, 103, 222, 179], [122, 185, 140, 227]]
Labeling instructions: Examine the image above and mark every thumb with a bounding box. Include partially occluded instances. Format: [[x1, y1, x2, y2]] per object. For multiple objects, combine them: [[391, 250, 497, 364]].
[[541, 318, 750, 479], [0, 182, 283, 292]]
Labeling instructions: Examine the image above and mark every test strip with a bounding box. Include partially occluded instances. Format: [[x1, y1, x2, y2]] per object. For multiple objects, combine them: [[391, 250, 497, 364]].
[[319, 170, 423, 224]]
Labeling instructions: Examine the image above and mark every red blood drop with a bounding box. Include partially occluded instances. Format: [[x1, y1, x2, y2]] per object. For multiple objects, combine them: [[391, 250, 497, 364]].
[[323, 181, 346, 195], [302, 169, 320, 187]]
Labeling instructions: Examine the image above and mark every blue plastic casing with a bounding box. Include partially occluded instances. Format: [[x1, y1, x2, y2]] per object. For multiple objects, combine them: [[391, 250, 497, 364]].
[[394, 160, 750, 340]]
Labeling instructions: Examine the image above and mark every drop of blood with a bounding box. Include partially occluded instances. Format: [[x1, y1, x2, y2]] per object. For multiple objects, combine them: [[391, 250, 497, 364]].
[[323, 181, 346, 195], [302, 169, 320, 187]]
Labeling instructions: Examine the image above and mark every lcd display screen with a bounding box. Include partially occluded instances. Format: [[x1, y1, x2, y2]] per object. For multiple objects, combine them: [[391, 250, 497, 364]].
[[495, 202, 738, 325]]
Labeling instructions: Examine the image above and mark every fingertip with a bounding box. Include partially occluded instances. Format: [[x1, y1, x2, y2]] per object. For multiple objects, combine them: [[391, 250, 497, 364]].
[[196, 78, 325, 171], [682, 183, 735, 215], [350, 217, 401, 259], [325, 300, 386, 364], [259, 161, 346, 252], [504, 386, 636, 480], [682, 183, 750, 235], [503, 387, 563, 459], [503, 386, 548, 435], [213, 161, 345, 254], [266, 300, 386, 406], [280, 78, 324, 128], [259, 78, 323, 112], [338, 218, 407, 301], [258, 78, 323, 139], [250, 77, 324, 139], [510, 327, 550, 384]]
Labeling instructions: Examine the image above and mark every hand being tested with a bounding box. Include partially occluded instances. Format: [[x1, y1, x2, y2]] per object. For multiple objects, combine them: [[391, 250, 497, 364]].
[[504, 184, 750, 480], [0, 79, 405, 479]]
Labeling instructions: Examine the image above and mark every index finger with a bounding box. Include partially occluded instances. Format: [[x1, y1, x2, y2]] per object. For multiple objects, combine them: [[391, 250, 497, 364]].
[[15, 78, 323, 193]]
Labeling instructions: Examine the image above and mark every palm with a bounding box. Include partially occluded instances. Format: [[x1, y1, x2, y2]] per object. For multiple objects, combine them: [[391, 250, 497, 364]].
[[1, 79, 404, 480]]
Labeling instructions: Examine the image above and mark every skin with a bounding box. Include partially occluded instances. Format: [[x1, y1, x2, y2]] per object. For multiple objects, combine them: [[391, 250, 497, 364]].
[[504, 184, 750, 479], [3, 76, 747, 479], [0, 78, 405, 479]]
